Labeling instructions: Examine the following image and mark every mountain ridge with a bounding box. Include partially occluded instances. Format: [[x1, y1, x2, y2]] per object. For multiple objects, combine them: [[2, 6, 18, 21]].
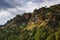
[[1, 4, 60, 29]]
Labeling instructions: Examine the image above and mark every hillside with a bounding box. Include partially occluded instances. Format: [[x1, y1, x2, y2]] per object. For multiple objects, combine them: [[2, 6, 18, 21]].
[[0, 4, 60, 40]]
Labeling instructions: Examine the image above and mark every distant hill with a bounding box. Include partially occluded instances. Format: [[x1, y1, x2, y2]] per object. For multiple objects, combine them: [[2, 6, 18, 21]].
[[3, 13, 32, 27]]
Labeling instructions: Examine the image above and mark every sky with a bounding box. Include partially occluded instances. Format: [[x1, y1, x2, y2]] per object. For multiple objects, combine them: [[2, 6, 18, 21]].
[[0, 0, 60, 25]]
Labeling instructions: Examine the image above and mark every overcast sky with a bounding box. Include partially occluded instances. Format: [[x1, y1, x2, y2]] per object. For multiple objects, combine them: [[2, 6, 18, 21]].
[[0, 0, 60, 25]]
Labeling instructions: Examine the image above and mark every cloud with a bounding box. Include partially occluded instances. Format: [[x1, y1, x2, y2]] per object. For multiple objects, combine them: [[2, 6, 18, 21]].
[[0, 0, 14, 10], [0, 10, 13, 25]]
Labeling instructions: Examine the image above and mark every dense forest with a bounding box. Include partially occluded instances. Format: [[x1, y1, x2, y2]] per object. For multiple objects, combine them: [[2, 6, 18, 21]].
[[0, 4, 60, 40]]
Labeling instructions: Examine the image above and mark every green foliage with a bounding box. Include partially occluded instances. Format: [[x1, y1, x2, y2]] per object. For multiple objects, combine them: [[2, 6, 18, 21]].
[[46, 33, 55, 40], [55, 30, 60, 40], [34, 27, 48, 40], [1, 24, 60, 40]]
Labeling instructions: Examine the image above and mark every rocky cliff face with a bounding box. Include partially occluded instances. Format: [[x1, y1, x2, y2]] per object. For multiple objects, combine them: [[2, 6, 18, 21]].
[[27, 4, 60, 30]]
